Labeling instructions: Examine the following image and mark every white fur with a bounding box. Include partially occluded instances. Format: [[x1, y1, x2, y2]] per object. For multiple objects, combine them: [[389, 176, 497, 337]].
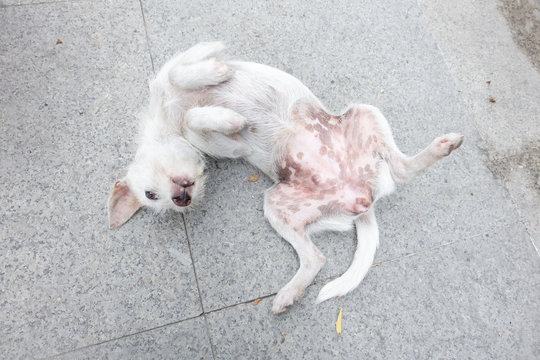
[[109, 42, 464, 313]]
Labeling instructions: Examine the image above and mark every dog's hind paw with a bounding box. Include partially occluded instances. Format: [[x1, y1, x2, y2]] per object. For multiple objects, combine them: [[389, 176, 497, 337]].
[[272, 286, 304, 314], [432, 133, 464, 158]]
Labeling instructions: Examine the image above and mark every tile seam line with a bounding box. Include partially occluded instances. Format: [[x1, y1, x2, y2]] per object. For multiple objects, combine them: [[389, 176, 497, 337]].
[[46, 227, 505, 358], [181, 214, 216, 360], [47, 215, 208, 359], [45, 313, 204, 359], [203, 228, 496, 313], [181, 214, 205, 313], [202, 314, 217, 360], [47, 293, 279, 359], [138, 0, 155, 73]]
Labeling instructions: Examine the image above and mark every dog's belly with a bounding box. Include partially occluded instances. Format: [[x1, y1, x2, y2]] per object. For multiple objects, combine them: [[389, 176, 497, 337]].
[[277, 103, 383, 215]]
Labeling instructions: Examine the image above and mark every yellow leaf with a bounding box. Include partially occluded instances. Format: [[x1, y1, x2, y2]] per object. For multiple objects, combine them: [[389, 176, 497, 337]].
[[252, 298, 261, 305], [336, 307, 343, 334], [248, 173, 260, 182]]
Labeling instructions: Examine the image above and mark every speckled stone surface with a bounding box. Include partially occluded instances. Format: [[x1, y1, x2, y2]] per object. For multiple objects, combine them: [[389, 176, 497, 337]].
[[1, 0, 66, 6], [1, 0, 539, 358], [418, 0, 540, 252], [0, 1, 201, 358], [206, 222, 540, 359], [56, 317, 213, 359]]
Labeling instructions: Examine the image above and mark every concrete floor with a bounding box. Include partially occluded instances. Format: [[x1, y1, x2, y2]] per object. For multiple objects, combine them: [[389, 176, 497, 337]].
[[1, 0, 538, 359]]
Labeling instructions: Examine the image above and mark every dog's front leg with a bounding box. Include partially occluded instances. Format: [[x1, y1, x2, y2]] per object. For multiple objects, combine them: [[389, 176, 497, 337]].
[[183, 106, 251, 159], [264, 184, 326, 314], [185, 106, 247, 135]]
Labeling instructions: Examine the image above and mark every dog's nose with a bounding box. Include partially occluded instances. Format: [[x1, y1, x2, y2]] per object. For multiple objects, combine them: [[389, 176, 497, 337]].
[[172, 178, 194, 188], [172, 192, 191, 207]]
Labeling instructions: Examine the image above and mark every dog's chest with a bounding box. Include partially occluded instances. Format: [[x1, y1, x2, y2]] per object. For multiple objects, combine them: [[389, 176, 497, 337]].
[[277, 104, 382, 214]]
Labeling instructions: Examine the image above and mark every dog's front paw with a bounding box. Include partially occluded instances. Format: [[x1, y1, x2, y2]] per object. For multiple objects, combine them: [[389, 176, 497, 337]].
[[207, 58, 234, 85], [272, 286, 305, 314], [432, 133, 464, 157], [224, 112, 247, 134]]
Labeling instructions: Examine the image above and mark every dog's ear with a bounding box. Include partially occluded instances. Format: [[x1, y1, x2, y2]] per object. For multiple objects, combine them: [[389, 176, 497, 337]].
[[108, 179, 141, 228]]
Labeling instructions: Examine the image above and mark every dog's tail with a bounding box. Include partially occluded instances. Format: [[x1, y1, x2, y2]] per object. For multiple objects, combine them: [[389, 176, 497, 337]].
[[315, 210, 379, 304]]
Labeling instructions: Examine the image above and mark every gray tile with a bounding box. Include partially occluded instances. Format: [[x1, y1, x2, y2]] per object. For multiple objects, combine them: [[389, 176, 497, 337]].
[[144, 0, 515, 310], [206, 222, 540, 359], [418, 0, 540, 252], [417, 0, 540, 155], [0, 2, 201, 358], [56, 316, 213, 360], [375, 140, 514, 262]]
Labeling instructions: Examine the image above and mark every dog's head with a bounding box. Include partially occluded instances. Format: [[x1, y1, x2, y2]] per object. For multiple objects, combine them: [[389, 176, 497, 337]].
[[108, 136, 206, 228]]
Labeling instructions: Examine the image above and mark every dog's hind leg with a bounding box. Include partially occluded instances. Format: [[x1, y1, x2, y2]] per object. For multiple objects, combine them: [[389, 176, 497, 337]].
[[176, 42, 226, 65], [152, 42, 229, 91], [353, 105, 464, 183], [264, 184, 327, 314], [384, 133, 464, 183], [316, 209, 379, 303], [168, 58, 233, 90]]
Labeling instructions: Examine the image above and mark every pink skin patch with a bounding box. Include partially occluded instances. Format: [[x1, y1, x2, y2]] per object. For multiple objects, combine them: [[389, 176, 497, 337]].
[[269, 101, 384, 226]]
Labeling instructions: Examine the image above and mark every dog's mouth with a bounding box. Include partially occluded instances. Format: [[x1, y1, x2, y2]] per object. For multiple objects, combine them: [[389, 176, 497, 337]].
[[172, 192, 191, 207]]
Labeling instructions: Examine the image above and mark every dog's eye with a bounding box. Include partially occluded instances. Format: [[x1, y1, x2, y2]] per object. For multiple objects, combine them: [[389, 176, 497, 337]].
[[145, 191, 158, 200]]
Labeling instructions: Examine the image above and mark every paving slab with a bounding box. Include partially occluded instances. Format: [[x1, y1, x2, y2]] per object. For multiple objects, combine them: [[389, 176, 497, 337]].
[[142, 0, 516, 311], [0, 1, 201, 358], [56, 316, 213, 360], [206, 221, 540, 359]]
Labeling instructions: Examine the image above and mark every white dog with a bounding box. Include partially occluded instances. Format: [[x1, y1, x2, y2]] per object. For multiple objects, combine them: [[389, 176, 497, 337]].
[[108, 42, 463, 313]]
